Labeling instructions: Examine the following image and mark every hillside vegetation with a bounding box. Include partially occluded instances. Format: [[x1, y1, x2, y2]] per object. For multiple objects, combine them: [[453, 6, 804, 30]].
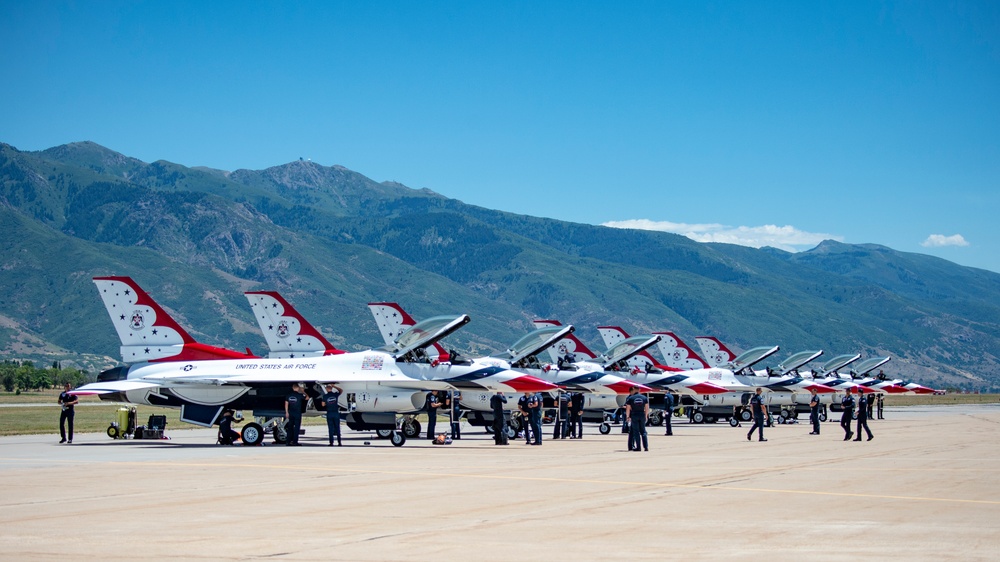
[[2, 141, 998, 390]]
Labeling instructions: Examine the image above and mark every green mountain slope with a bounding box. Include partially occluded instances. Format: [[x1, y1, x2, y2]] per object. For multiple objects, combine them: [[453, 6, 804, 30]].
[[1, 141, 997, 389]]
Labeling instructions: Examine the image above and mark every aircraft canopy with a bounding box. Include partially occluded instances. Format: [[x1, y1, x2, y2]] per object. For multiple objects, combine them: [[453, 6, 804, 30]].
[[491, 325, 574, 364], [379, 314, 470, 358]]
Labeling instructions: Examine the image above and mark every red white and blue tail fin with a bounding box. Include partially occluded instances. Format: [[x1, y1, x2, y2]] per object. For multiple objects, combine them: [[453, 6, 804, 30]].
[[93, 276, 255, 363], [532, 319, 597, 363], [245, 292, 344, 358], [597, 326, 660, 372], [653, 332, 711, 370], [368, 302, 447, 361], [695, 336, 737, 368]]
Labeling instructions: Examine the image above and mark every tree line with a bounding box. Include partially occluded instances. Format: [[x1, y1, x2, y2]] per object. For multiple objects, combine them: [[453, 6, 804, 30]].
[[0, 360, 94, 393]]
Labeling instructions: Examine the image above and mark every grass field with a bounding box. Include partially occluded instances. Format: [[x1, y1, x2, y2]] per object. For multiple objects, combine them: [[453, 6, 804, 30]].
[[2, 390, 995, 438]]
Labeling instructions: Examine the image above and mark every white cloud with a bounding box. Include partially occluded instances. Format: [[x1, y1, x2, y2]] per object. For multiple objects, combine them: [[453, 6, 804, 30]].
[[601, 219, 843, 252], [921, 234, 969, 248]]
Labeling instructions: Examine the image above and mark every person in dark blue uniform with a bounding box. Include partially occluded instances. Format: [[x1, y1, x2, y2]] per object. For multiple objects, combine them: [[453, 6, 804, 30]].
[[425, 390, 442, 440], [528, 392, 543, 445], [808, 388, 821, 435], [58, 383, 78, 444], [877, 394, 884, 420], [569, 392, 585, 439], [450, 390, 462, 440], [518, 393, 533, 444], [555, 392, 570, 439], [284, 383, 305, 446], [854, 391, 874, 441], [624, 387, 649, 451], [490, 391, 508, 445], [746, 388, 767, 442], [218, 409, 240, 445], [841, 389, 856, 441], [322, 383, 343, 446], [663, 392, 675, 436]]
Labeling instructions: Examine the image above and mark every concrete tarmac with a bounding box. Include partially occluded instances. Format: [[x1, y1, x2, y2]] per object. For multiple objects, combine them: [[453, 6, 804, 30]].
[[1, 405, 998, 561]]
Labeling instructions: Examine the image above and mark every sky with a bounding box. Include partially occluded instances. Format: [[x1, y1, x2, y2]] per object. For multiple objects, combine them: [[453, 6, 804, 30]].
[[2, 1, 998, 272]]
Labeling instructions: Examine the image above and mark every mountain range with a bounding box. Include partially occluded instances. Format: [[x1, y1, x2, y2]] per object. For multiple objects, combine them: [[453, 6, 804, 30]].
[[1, 140, 997, 390]]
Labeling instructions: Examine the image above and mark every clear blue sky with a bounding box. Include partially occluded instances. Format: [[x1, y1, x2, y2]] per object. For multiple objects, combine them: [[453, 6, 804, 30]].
[[3, 1, 998, 272]]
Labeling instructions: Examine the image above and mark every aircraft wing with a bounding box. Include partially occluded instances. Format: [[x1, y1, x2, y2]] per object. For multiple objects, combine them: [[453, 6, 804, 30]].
[[71, 380, 164, 395]]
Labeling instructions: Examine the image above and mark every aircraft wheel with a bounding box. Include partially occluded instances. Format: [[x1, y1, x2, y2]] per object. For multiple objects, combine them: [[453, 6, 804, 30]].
[[649, 411, 663, 426], [819, 412, 828, 422], [776, 415, 786, 425], [376, 428, 394, 439], [598, 422, 611, 435], [390, 431, 406, 447], [402, 419, 421, 438], [509, 416, 523, 433], [740, 410, 752, 422], [729, 418, 740, 427], [705, 416, 717, 424], [241, 423, 264, 446], [780, 408, 790, 419], [272, 424, 288, 444], [505, 423, 517, 440], [692, 411, 705, 424], [107, 425, 119, 439]]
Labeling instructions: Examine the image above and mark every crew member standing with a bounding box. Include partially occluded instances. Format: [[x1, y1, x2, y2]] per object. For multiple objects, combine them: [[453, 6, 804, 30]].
[[877, 394, 884, 420], [569, 392, 585, 439], [490, 391, 508, 445], [425, 390, 441, 440], [663, 392, 675, 436], [555, 392, 570, 439], [808, 388, 821, 435], [518, 392, 533, 444], [528, 391, 543, 445], [284, 383, 305, 446], [866, 392, 875, 419], [624, 387, 649, 451], [746, 388, 767, 442], [450, 390, 462, 440], [841, 389, 856, 441], [58, 383, 78, 444], [322, 383, 343, 446], [854, 390, 874, 441]]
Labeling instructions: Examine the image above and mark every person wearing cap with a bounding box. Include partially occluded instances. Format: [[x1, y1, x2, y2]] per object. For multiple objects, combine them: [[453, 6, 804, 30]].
[[854, 389, 874, 442], [527, 391, 543, 445], [746, 388, 767, 442], [284, 383, 305, 446], [322, 383, 343, 446], [518, 392, 534, 444], [808, 388, 821, 435], [58, 383, 78, 444], [218, 409, 240, 445], [663, 392, 675, 436], [624, 386, 649, 451], [840, 388, 856, 441], [425, 390, 442, 440]]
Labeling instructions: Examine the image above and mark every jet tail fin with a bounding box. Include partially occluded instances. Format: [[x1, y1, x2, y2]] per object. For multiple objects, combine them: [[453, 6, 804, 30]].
[[245, 292, 344, 358], [654, 332, 710, 370], [368, 302, 447, 360], [532, 319, 597, 363], [93, 276, 253, 363], [695, 336, 737, 368]]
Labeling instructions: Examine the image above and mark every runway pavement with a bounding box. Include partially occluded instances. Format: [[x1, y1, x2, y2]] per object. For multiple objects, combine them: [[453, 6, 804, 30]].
[[1, 404, 998, 561]]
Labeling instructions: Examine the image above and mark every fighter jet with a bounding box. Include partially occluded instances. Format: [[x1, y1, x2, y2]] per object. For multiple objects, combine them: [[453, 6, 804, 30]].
[[74, 277, 554, 446]]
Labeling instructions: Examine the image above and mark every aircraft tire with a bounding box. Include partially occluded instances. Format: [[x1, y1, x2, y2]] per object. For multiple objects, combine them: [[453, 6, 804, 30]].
[[780, 408, 790, 419], [649, 411, 663, 426], [819, 412, 828, 422], [729, 418, 740, 427], [598, 422, 611, 435], [776, 415, 786, 424], [376, 428, 394, 439], [390, 431, 406, 447], [272, 424, 288, 444], [241, 422, 264, 446], [505, 423, 517, 440], [692, 411, 705, 424], [402, 419, 421, 438], [740, 410, 752, 422]]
